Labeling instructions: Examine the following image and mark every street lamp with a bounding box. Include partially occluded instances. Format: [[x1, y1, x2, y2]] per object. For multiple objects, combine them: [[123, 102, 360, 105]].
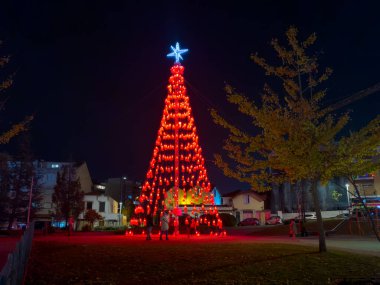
[[119, 202, 123, 226], [120, 176, 127, 206], [345, 183, 350, 209]]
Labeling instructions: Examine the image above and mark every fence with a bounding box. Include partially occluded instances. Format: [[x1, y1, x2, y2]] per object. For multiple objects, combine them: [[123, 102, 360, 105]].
[[0, 222, 35, 285]]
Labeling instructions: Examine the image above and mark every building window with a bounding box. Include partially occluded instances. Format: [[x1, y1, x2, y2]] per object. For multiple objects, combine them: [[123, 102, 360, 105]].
[[43, 202, 52, 209], [99, 202, 105, 213], [243, 195, 250, 204], [86, 201, 93, 210]]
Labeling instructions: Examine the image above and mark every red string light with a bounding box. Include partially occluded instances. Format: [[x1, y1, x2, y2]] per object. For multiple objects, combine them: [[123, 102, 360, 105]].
[[140, 63, 213, 215]]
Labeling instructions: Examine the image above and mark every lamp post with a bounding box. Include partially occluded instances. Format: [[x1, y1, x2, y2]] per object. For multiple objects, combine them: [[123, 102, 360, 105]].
[[345, 183, 350, 209], [119, 176, 127, 226], [119, 202, 123, 226], [27, 177, 34, 228], [122, 176, 127, 201]]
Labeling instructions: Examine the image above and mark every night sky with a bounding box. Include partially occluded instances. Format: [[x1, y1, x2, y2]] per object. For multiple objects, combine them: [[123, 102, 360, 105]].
[[0, 1, 379, 193]]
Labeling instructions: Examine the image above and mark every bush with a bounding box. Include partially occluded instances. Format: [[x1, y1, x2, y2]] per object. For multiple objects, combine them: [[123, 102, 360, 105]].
[[94, 226, 127, 231], [219, 213, 237, 227], [47, 226, 55, 233], [197, 224, 212, 234], [81, 224, 92, 232], [0, 229, 23, 236], [114, 228, 127, 235]]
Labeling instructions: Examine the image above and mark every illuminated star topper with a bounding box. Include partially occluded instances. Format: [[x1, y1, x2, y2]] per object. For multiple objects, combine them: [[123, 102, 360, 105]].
[[167, 42, 188, 63]]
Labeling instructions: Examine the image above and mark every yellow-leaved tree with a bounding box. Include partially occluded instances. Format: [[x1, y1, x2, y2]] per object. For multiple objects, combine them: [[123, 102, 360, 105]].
[[333, 117, 380, 241], [211, 27, 380, 252], [0, 41, 33, 144]]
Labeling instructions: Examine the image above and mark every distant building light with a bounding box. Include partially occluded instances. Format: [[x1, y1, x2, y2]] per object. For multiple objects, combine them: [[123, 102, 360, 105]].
[[95, 185, 106, 190], [51, 164, 60, 168]]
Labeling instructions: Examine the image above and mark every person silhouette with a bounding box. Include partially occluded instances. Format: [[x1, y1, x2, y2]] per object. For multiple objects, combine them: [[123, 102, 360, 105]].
[[160, 211, 169, 240], [146, 214, 153, 240]]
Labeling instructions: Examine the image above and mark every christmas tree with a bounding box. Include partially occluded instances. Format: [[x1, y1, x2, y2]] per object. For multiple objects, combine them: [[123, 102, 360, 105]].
[[140, 43, 216, 218]]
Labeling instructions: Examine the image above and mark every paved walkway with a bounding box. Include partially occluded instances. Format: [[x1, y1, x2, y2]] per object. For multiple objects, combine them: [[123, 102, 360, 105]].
[[244, 235, 380, 257], [299, 235, 380, 256]]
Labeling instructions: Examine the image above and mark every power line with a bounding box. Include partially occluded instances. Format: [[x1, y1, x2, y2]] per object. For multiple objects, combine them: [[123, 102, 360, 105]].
[[327, 82, 380, 111]]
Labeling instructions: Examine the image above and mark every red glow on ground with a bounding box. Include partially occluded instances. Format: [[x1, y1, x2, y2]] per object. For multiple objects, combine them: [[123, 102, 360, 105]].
[[30, 231, 247, 247], [0, 237, 19, 269]]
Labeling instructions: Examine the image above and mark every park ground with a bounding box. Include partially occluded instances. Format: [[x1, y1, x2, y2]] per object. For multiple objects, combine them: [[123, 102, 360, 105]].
[[0, 236, 19, 270], [20, 220, 380, 285]]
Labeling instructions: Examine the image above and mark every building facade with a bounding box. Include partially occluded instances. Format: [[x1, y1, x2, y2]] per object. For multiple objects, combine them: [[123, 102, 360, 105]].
[[105, 177, 141, 204], [270, 177, 350, 214], [348, 170, 380, 208], [222, 190, 268, 223], [77, 191, 120, 229], [35, 161, 93, 223]]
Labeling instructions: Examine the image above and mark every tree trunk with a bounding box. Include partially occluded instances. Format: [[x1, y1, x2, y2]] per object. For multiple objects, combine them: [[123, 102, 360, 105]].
[[311, 179, 327, 252], [7, 198, 17, 230], [349, 178, 380, 242], [7, 208, 15, 230], [65, 216, 69, 236]]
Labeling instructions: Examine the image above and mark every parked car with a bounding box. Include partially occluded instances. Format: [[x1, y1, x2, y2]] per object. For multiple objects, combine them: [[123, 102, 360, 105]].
[[265, 216, 282, 225], [284, 213, 317, 224], [304, 213, 317, 220], [237, 218, 260, 226]]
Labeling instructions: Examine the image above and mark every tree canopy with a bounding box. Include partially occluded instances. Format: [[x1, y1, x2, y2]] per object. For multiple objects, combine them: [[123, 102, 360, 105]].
[[52, 165, 84, 225], [0, 135, 42, 229], [84, 209, 103, 229], [0, 41, 33, 144], [211, 27, 349, 191], [211, 27, 380, 251]]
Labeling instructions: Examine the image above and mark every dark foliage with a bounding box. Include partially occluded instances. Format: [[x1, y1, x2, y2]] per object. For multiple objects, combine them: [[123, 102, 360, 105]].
[[52, 165, 84, 225], [0, 135, 42, 229], [219, 213, 237, 227]]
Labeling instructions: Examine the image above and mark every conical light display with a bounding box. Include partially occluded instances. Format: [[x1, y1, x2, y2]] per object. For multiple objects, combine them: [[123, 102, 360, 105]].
[[140, 43, 215, 216]]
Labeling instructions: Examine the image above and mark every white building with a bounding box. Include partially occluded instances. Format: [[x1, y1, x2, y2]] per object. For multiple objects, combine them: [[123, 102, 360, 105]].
[[77, 191, 121, 229], [222, 190, 269, 224], [35, 161, 93, 224]]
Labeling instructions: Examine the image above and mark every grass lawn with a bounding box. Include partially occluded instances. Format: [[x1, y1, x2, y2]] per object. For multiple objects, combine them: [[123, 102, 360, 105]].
[[25, 233, 380, 285]]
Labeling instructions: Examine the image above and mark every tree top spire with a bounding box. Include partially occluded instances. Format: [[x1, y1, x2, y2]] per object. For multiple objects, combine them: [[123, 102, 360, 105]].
[[167, 42, 188, 64]]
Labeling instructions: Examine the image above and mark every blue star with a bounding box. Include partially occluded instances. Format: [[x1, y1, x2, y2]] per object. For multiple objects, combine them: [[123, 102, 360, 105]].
[[167, 42, 188, 63]]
